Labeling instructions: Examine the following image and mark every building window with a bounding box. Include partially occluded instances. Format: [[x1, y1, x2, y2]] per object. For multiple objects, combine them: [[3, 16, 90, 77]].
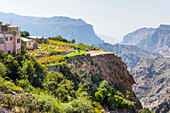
[[29, 42, 31, 45], [0, 38, 4, 44], [6, 37, 8, 41], [17, 39, 20, 43], [10, 37, 12, 41]]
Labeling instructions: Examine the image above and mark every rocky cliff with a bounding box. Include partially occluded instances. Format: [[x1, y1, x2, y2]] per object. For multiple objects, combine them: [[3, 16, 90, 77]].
[[66, 53, 142, 110], [122, 25, 170, 57], [130, 57, 170, 113], [0, 12, 104, 45]]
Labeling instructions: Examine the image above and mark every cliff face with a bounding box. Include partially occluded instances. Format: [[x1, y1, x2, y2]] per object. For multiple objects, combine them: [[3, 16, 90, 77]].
[[138, 25, 170, 54], [67, 53, 142, 110], [121, 25, 170, 58], [122, 27, 156, 45], [130, 57, 170, 113]]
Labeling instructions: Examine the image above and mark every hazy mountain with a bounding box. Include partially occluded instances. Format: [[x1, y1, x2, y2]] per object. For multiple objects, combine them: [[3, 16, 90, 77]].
[[121, 27, 156, 45], [95, 43, 163, 68], [0, 12, 104, 45], [97, 34, 120, 45], [131, 57, 170, 113], [122, 25, 170, 57]]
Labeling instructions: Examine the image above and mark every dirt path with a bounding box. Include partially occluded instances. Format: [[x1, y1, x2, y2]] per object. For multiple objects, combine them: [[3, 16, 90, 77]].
[[87, 50, 114, 56]]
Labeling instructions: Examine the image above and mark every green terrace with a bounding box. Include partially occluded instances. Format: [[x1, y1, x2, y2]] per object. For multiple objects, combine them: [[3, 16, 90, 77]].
[[25, 36, 99, 66]]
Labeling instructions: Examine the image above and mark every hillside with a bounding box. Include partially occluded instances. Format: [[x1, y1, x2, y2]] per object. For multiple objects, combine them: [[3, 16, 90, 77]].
[[121, 27, 156, 45], [95, 43, 163, 68], [130, 57, 170, 113], [122, 25, 170, 57], [0, 37, 143, 113], [0, 12, 104, 45]]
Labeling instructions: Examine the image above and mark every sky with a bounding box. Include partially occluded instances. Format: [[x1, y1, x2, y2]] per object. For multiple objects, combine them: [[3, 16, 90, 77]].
[[0, 0, 170, 42]]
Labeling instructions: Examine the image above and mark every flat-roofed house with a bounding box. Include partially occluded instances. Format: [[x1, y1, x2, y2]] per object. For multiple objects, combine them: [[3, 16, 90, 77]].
[[21, 37, 38, 49], [0, 22, 21, 54]]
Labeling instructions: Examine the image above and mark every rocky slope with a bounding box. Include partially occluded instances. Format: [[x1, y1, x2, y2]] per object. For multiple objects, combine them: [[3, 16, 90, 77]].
[[0, 12, 104, 45], [67, 53, 142, 111], [121, 27, 156, 45], [94, 43, 163, 68], [122, 25, 170, 57], [130, 57, 170, 113]]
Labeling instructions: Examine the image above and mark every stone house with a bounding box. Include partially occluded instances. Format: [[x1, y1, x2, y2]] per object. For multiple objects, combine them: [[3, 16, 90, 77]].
[[0, 22, 21, 54], [21, 37, 38, 49]]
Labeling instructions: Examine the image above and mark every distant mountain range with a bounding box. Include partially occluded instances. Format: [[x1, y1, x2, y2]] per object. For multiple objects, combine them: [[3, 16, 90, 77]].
[[122, 25, 170, 57], [97, 34, 120, 45], [95, 43, 163, 68], [120, 25, 170, 112], [0, 12, 104, 45], [131, 57, 170, 113]]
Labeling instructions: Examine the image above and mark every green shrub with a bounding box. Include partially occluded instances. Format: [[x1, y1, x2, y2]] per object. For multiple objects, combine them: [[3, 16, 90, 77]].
[[48, 39, 99, 50], [139, 108, 152, 113], [49, 49, 65, 55], [17, 79, 30, 89], [0, 93, 52, 112], [77, 43, 99, 50], [64, 50, 88, 59], [93, 102, 105, 113], [49, 36, 70, 43], [100, 49, 109, 52], [0, 76, 24, 91], [114, 95, 128, 108], [99, 80, 110, 89], [0, 62, 6, 76], [37, 55, 64, 65], [70, 97, 95, 113], [20, 31, 30, 37]]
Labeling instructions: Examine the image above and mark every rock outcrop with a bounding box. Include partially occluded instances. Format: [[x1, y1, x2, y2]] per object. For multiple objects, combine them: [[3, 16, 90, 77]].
[[122, 25, 170, 58], [130, 57, 170, 113], [67, 53, 142, 110]]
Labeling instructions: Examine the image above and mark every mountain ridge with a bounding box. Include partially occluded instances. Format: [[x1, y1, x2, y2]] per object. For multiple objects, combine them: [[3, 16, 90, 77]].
[[0, 11, 104, 45], [121, 27, 156, 45], [121, 25, 170, 57]]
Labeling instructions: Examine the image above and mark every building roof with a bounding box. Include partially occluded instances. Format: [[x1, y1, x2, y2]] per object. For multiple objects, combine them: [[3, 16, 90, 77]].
[[21, 37, 33, 42], [27, 36, 43, 39], [8, 26, 18, 27]]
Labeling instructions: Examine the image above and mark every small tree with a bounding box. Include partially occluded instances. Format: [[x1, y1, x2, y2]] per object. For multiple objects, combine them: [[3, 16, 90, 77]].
[[21, 40, 27, 55], [71, 39, 75, 44], [95, 88, 108, 104], [21, 60, 35, 81], [139, 108, 152, 113], [20, 31, 30, 37], [5, 54, 20, 80], [0, 62, 6, 76]]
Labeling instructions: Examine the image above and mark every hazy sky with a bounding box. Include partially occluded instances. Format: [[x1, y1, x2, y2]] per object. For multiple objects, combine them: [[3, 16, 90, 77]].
[[1, 0, 170, 41]]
